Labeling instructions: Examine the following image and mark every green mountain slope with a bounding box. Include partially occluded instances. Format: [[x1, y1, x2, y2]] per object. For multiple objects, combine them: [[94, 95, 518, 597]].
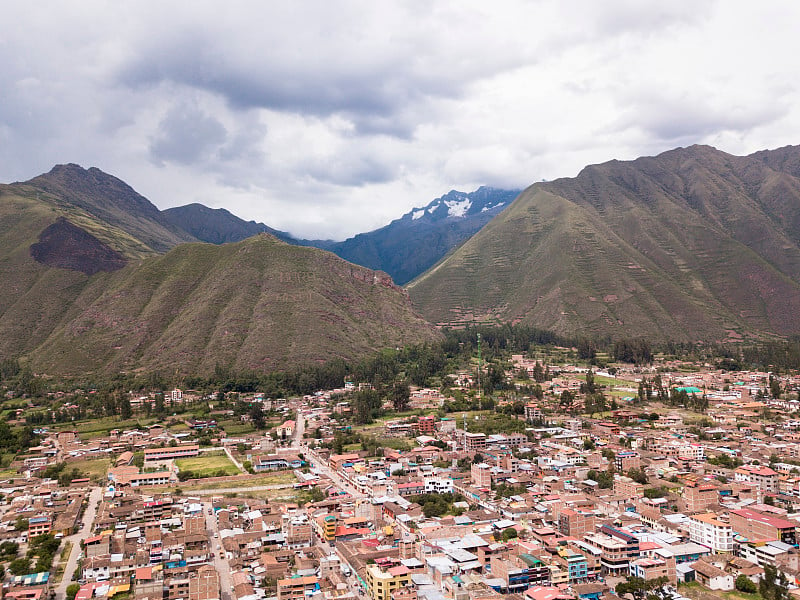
[[30, 234, 439, 375], [26, 164, 197, 253], [408, 145, 800, 342], [0, 168, 439, 374]]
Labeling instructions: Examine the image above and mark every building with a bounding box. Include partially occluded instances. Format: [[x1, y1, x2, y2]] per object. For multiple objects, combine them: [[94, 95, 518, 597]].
[[463, 432, 487, 451], [491, 555, 535, 594], [525, 403, 543, 424], [729, 508, 798, 545], [283, 514, 313, 549], [189, 565, 220, 600], [691, 561, 733, 591], [278, 576, 320, 600], [688, 513, 733, 554], [314, 515, 337, 543], [558, 509, 595, 538], [683, 483, 718, 512], [471, 463, 492, 488], [424, 477, 453, 494], [28, 516, 51, 537], [734, 465, 779, 498], [628, 553, 676, 584], [366, 563, 411, 600], [143, 445, 200, 462], [615, 451, 641, 472], [417, 416, 436, 436]]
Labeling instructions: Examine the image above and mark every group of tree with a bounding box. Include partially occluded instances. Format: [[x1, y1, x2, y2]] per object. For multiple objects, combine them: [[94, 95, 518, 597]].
[[759, 564, 790, 600], [410, 492, 465, 518], [615, 575, 669, 600], [587, 469, 615, 489], [612, 339, 653, 364], [9, 533, 61, 575]]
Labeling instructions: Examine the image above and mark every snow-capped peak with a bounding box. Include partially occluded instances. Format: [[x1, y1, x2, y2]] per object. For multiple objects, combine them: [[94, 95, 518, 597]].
[[444, 197, 471, 218]]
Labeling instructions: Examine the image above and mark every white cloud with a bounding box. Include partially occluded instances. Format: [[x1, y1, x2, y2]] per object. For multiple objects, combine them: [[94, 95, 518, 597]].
[[1, 1, 800, 239]]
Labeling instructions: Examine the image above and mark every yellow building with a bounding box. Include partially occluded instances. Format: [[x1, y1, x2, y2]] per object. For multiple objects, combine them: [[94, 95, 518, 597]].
[[366, 564, 411, 600], [314, 515, 337, 542]]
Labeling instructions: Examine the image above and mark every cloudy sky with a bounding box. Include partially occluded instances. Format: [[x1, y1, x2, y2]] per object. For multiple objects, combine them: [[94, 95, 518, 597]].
[[2, 1, 799, 239]]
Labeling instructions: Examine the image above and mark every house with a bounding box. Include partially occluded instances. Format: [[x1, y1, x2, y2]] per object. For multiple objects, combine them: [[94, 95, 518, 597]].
[[691, 560, 733, 591]]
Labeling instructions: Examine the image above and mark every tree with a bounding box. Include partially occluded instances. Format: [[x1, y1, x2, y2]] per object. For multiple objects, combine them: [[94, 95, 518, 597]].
[[352, 389, 381, 424], [501, 527, 518, 541], [249, 403, 266, 429], [120, 396, 132, 420], [391, 381, 411, 412], [760, 564, 789, 600], [66, 584, 81, 600], [735, 575, 757, 594], [627, 468, 648, 485], [154, 393, 165, 415], [616, 576, 668, 600], [585, 370, 596, 394], [8, 557, 31, 576], [770, 375, 782, 399]]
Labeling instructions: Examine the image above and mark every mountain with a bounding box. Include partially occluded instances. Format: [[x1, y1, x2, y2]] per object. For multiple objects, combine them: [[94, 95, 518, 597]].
[[321, 187, 519, 285], [162, 203, 297, 245], [408, 145, 800, 342], [163, 187, 519, 285], [29, 234, 439, 375], [26, 164, 196, 254], [0, 166, 439, 374]]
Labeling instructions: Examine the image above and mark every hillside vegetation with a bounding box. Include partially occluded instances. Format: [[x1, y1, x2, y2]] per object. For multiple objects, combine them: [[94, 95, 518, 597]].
[[0, 166, 439, 374], [408, 145, 800, 342]]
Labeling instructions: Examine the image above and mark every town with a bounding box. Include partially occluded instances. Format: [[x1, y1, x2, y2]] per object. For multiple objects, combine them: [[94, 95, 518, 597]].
[[1, 351, 800, 600]]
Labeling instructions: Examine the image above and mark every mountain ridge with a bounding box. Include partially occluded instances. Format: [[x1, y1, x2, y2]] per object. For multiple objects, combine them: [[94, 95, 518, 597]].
[[0, 168, 440, 374], [408, 144, 800, 342], [162, 186, 520, 285]]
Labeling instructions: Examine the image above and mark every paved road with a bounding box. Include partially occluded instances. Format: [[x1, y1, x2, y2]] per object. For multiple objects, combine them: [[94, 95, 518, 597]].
[[204, 501, 233, 600], [55, 487, 103, 600], [293, 411, 306, 446]]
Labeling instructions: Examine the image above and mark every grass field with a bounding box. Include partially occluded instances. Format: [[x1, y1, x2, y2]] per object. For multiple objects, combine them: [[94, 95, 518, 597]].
[[149, 470, 298, 494], [68, 458, 111, 481], [184, 471, 297, 490], [175, 453, 240, 477], [680, 581, 762, 600], [54, 417, 157, 439]]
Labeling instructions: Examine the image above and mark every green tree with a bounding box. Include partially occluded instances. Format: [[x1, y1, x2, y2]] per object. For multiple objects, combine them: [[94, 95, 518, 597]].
[[627, 468, 648, 485], [760, 564, 789, 600], [66, 584, 81, 600], [391, 381, 411, 412], [352, 389, 381, 424], [501, 527, 518, 541], [8, 558, 30, 576], [120, 396, 132, 420], [770, 375, 782, 399], [735, 575, 757, 594], [249, 403, 266, 429]]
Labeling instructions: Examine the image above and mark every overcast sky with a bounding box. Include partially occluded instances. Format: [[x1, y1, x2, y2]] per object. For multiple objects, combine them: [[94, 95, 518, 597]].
[[2, 1, 799, 239]]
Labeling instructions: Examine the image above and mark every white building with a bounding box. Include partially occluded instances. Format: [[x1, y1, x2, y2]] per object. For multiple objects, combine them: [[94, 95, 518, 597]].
[[688, 514, 733, 554]]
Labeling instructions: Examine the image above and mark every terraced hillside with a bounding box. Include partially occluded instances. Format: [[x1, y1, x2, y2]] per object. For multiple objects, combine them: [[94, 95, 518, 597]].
[[408, 145, 800, 342]]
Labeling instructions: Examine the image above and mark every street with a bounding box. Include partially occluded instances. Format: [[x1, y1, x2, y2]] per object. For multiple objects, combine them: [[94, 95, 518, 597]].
[[55, 486, 103, 600], [204, 501, 233, 600]]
